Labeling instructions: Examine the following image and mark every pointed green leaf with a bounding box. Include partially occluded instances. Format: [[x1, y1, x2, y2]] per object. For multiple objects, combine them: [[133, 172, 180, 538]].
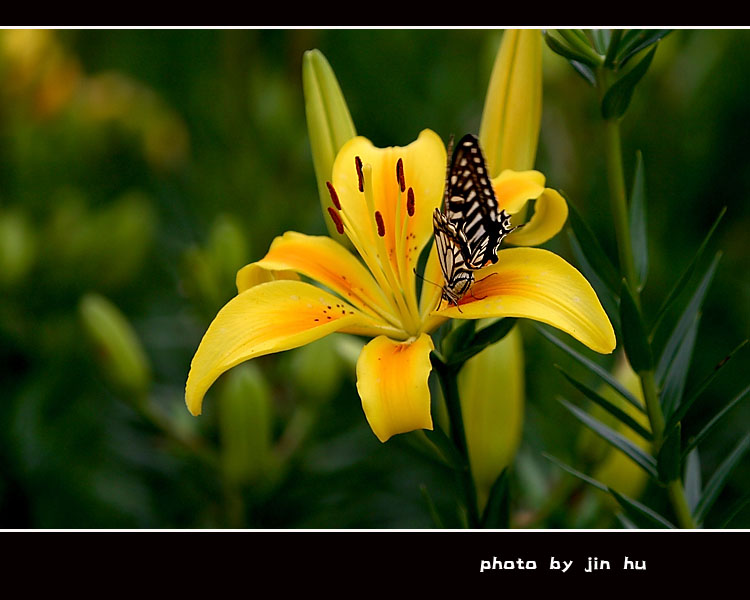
[[651, 207, 726, 336], [601, 46, 657, 119], [555, 365, 652, 441], [684, 448, 702, 514], [629, 151, 649, 290], [683, 384, 750, 457], [608, 489, 676, 529], [616, 30, 672, 69], [537, 326, 645, 414], [447, 318, 517, 366], [604, 29, 624, 69], [422, 427, 467, 472], [419, 484, 446, 528], [481, 468, 511, 529], [620, 280, 653, 372], [657, 423, 682, 483], [718, 493, 750, 529], [693, 434, 750, 525], [656, 252, 721, 385], [543, 453, 675, 528], [666, 339, 749, 432], [558, 397, 658, 478], [544, 30, 599, 67], [570, 61, 597, 86], [566, 200, 621, 294], [590, 29, 610, 55], [660, 312, 701, 420]]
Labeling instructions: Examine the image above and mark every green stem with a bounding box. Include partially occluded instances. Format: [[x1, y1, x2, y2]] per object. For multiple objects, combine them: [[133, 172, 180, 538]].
[[432, 355, 480, 528], [668, 479, 697, 529], [598, 79, 696, 529], [602, 116, 640, 298]]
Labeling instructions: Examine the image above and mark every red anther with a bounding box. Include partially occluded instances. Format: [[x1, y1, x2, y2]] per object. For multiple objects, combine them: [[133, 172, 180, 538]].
[[374, 211, 385, 237], [396, 158, 406, 193], [327, 206, 344, 234], [326, 181, 341, 210], [407, 187, 415, 216], [355, 156, 364, 192]]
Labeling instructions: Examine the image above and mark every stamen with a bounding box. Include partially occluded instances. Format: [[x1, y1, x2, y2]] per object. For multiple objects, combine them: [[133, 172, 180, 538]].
[[327, 207, 344, 234], [374, 210, 385, 237], [326, 181, 341, 210], [396, 158, 406, 193], [355, 156, 364, 192], [407, 187, 415, 216]]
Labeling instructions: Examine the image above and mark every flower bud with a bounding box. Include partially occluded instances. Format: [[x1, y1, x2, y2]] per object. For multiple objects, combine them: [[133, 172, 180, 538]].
[[218, 362, 273, 486], [78, 293, 151, 396], [302, 49, 356, 244], [460, 325, 524, 510], [479, 29, 542, 176], [0, 210, 36, 287]]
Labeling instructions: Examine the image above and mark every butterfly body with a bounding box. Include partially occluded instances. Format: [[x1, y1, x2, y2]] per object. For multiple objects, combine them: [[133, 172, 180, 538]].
[[433, 134, 515, 307]]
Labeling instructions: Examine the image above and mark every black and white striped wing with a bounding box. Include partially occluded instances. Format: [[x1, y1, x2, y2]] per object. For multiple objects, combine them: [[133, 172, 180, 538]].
[[444, 134, 515, 269], [432, 208, 475, 304]]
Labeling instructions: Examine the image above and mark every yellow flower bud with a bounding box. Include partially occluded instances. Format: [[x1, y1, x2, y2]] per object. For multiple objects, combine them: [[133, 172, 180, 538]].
[[479, 29, 543, 176], [460, 326, 524, 510], [302, 49, 356, 245]]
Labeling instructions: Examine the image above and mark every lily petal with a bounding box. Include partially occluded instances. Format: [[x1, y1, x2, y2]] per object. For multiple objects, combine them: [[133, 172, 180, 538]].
[[333, 130, 446, 277], [437, 247, 616, 354], [186, 280, 400, 416], [356, 333, 435, 442], [240, 231, 394, 321], [505, 188, 569, 246], [492, 169, 546, 214], [236, 263, 299, 293]]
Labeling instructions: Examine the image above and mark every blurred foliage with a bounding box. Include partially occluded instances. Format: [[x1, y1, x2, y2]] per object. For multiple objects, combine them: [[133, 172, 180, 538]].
[[0, 29, 747, 528]]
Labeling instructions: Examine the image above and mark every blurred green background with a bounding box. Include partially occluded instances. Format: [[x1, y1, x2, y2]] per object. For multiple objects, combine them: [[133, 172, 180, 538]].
[[0, 29, 747, 529]]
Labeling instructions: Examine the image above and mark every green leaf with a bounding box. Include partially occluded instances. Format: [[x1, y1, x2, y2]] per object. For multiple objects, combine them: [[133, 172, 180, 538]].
[[666, 339, 749, 432], [536, 326, 645, 414], [603, 29, 624, 68], [419, 484, 445, 528], [683, 384, 750, 457], [569, 61, 597, 86], [629, 151, 648, 290], [616, 29, 672, 69], [718, 494, 750, 528], [558, 397, 658, 478], [567, 229, 621, 336], [684, 448, 702, 514], [608, 489, 676, 529], [590, 29, 610, 55], [422, 427, 467, 472], [657, 423, 682, 483], [543, 453, 675, 528], [543, 31, 600, 68], [555, 365, 652, 441], [660, 312, 701, 421], [693, 434, 750, 525], [655, 252, 721, 385], [601, 46, 657, 119], [446, 318, 517, 366], [619, 280, 653, 372], [566, 200, 621, 294], [650, 207, 726, 336], [481, 468, 511, 529]]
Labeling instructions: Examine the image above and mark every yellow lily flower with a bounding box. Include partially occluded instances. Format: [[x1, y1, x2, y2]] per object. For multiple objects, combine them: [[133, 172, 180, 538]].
[[185, 128, 615, 443]]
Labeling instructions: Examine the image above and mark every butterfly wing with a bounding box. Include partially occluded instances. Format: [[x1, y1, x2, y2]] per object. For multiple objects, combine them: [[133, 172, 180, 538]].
[[443, 134, 514, 269]]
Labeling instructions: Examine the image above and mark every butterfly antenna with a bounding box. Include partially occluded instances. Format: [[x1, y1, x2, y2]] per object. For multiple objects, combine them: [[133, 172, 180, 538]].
[[412, 267, 443, 291]]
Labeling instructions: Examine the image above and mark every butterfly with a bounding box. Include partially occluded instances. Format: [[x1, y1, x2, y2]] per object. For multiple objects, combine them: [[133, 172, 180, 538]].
[[432, 134, 516, 307]]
